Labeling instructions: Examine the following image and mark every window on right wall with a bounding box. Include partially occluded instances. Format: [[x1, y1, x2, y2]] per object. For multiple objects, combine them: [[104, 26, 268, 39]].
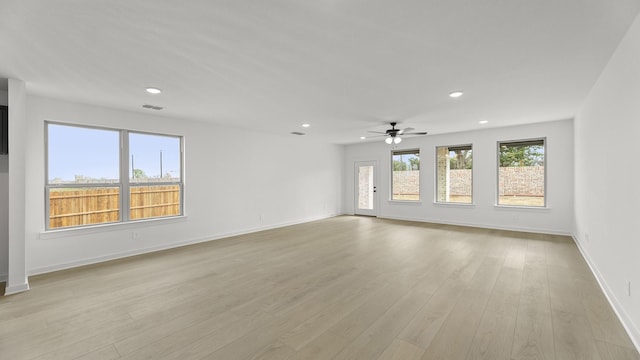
[[498, 138, 546, 207]]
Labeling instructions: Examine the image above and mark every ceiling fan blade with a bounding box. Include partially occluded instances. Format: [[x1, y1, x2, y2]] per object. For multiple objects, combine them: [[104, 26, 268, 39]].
[[367, 130, 387, 134], [403, 132, 428, 135], [365, 134, 387, 138], [399, 127, 414, 134]]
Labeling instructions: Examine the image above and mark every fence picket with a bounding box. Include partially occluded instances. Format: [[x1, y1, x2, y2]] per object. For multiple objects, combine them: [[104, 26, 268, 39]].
[[49, 185, 180, 228]]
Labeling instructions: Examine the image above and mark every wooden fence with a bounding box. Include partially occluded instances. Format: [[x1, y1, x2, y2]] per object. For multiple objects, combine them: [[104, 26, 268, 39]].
[[49, 185, 180, 229]]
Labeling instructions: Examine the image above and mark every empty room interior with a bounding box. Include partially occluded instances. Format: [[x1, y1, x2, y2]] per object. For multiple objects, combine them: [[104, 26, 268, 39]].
[[1, 1, 640, 359]]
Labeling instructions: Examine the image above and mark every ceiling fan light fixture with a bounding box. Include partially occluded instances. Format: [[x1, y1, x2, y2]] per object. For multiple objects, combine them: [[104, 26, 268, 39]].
[[374, 122, 426, 144]]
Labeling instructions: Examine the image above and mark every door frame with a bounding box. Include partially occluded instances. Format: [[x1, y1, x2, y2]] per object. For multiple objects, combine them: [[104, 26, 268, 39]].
[[354, 160, 377, 216]]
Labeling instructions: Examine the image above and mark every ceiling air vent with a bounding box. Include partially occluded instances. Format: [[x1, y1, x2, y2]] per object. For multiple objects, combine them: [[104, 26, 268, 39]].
[[142, 104, 164, 110], [290, 131, 305, 136]]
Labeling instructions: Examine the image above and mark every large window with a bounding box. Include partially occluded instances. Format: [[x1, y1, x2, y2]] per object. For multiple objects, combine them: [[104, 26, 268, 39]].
[[391, 149, 420, 201], [46, 123, 183, 229], [436, 144, 472, 204], [498, 139, 545, 207]]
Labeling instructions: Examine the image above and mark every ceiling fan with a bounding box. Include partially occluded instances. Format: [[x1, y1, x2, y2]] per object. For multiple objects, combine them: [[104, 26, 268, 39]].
[[368, 122, 428, 144]]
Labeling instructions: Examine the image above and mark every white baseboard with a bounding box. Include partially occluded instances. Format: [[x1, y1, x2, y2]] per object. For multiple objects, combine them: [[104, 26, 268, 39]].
[[377, 214, 573, 236], [571, 233, 640, 353], [28, 213, 341, 277], [4, 282, 30, 296]]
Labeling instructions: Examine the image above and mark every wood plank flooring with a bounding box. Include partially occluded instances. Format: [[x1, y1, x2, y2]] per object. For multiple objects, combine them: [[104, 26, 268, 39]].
[[1, 216, 638, 359]]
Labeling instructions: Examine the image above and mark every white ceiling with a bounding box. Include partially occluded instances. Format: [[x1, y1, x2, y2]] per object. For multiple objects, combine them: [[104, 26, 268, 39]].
[[0, 0, 638, 144]]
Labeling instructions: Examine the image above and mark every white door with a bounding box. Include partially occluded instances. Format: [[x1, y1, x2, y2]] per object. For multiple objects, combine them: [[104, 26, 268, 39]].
[[354, 161, 377, 216]]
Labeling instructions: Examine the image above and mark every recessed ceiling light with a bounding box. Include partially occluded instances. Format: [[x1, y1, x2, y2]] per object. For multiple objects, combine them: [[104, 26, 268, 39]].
[[479, 120, 488, 124], [360, 136, 366, 140], [449, 90, 464, 98], [145, 87, 162, 94], [301, 123, 310, 128]]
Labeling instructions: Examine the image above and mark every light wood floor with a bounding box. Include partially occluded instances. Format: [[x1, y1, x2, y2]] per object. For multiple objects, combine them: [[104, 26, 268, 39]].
[[1, 216, 638, 360]]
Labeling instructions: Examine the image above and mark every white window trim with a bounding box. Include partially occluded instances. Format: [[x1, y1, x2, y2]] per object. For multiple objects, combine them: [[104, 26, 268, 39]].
[[433, 202, 476, 208], [493, 204, 551, 211], [388, 200, 423, 205]]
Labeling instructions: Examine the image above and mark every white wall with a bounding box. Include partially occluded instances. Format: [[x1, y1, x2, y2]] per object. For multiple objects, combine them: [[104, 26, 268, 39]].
[[574, 14, 640, 348], [23, 95, 344, 275], [344, 119, 574, 235], [0, 88, 8, 282]]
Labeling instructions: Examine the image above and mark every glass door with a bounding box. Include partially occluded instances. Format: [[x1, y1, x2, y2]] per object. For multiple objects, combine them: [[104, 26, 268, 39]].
[[354, 161, 377, 216]]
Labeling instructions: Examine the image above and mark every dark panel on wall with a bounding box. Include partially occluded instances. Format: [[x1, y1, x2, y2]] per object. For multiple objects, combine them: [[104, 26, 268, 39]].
[[0, 105, 7, 154]]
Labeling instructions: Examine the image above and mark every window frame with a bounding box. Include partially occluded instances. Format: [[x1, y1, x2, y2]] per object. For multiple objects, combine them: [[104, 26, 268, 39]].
[[45, 121, 184, 230], [390, 148, 421, 202], [127, 130, 184, 222], [435, 144, 473, 205], [496, 137, 546, 208]]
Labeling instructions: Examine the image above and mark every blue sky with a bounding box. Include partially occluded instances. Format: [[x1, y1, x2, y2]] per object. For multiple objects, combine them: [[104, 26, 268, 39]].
[[48, 124, 180, 182], [129, 132, 181, 180]]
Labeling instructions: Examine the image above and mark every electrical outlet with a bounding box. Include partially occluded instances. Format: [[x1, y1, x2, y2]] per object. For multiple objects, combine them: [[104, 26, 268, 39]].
[[131, 231, 140, 240]]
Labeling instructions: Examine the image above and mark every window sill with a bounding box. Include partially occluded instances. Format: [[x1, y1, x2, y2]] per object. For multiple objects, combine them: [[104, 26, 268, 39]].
[[40, 215, 188, 240], [494, 204, 549, 211], [433, 202, 476, 208], [388, 200, 422, 206]]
